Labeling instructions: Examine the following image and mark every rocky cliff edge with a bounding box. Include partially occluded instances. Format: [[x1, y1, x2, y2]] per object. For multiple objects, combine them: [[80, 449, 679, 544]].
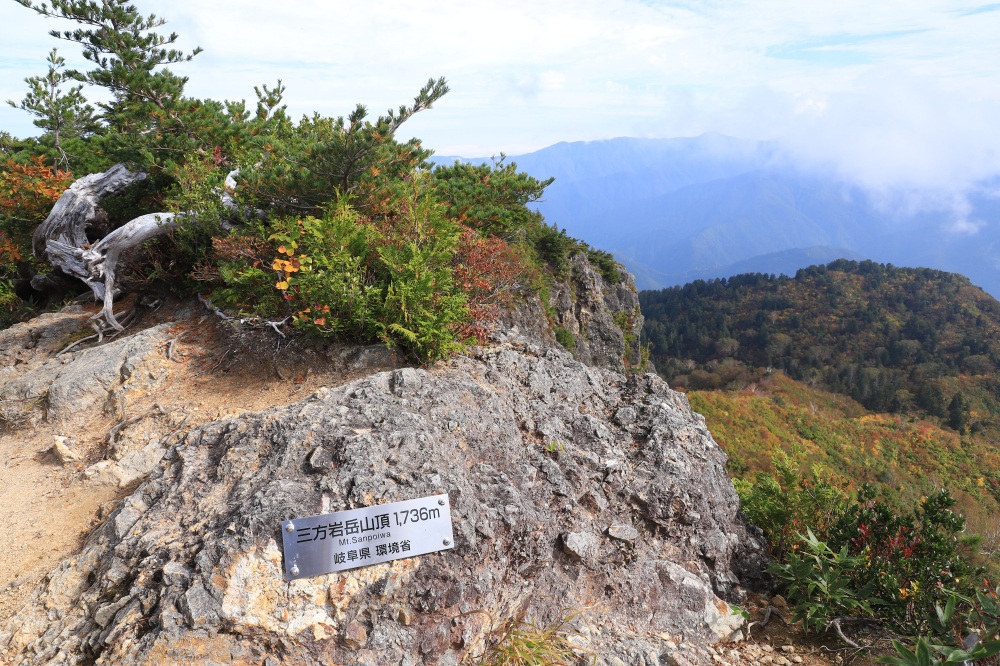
[[0, 260, 766, 666]]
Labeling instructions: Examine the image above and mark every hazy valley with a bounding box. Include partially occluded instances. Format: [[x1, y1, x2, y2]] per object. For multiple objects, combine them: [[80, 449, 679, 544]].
[[439, 134, 1000, 297]]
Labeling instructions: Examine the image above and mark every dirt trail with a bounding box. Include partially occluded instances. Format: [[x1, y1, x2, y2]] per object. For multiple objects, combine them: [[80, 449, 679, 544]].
[[0, 299, 395, 623]]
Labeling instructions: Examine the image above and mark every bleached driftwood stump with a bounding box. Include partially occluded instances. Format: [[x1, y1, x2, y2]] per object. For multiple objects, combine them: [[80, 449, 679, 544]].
[[32, 163, 240, 332]]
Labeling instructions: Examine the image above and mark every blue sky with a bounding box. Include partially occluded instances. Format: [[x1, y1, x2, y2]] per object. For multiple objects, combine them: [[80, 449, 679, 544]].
[[2, 0, 999, 194]]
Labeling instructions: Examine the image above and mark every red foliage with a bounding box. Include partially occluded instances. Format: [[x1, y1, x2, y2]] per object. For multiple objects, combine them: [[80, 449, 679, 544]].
[[0, 234, 21, 264], [453, 228, 522, 343], [211, 233, 273, 265], [0, 156, 73, 222]]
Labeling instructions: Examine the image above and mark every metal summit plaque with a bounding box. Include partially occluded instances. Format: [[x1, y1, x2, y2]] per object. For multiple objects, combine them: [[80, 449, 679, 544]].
[[280, 493, 454, 580]]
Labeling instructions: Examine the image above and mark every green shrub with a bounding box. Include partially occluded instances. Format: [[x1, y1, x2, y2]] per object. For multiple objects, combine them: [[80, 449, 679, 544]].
[[745, 452, 987, 646], [554, 327, 576, 351], [246, 176, 471, 363], [880, 590, 1000, 666], [585, 247, 621, 284], [431, 157, 553, 240], [372, 179, 469, 363], [734, 451, 850, 560], [268, 204, 380, 339], [825, 486, 980, 633], [769, 528, 878, 632], [0, 278, 24, 328], [523, 222, 580, 279]]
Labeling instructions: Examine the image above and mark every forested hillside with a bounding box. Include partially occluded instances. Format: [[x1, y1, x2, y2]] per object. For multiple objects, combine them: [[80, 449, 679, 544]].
[[641, 259, 1000, 426], [641, 257, 1000, 540], [641, 262, 1000, 654]]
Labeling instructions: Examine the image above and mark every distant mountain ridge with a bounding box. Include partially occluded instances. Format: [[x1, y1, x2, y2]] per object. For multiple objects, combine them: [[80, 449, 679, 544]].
[[435, 134, 1000, 297]]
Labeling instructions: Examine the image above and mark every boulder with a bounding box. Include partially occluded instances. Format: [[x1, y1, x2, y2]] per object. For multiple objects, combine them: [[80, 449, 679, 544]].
[[0, 322, 173, 429], [0, 338, 766, 665]]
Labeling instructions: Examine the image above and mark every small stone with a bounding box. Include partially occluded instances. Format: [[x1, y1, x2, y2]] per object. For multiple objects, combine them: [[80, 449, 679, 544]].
[[161, 561, 193, 586], [793, 657, 803, 663], [561, 531, 599, 562], [312, 623, 332, 641], [180, 583, 219, 627], [50, 436, 80, 464], [397, 607, 413, 626], [770, 595, 788, 608], [664, 653, 696, 666], [307, 446, 334, 472], [761, 644, 774, 652], [343, 619, 368, 649], [607, 524, 639, 543], [93, 595, 132, 628], [775, 657, 790, 666], [781, 645, 795, 653], [760, 656, 773, 664]]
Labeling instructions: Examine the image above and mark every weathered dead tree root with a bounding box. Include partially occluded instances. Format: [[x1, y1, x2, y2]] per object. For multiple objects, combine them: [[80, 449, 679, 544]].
[[32, 164, 180, 331], [56, 305, 137, 356], [105, 404, 166, 448], [828, 617, 880, 650], [197, 294, 291, 341]]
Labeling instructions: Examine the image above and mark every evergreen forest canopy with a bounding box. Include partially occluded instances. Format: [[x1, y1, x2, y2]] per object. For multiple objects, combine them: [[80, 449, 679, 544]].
[[641, 259, 1000, 429], [0, 0, 613, 362]]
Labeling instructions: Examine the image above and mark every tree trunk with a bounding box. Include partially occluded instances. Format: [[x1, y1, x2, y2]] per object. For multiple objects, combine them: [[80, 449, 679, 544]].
[[32, 163, 178, 330]]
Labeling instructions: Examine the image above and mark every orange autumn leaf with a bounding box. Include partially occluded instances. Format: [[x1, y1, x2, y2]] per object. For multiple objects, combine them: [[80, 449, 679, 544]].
[[0, 156, 73, 222]]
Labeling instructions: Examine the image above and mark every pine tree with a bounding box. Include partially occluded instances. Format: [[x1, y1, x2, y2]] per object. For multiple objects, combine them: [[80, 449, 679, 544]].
[[7, 48, 96, 171], [15, 0, 201, 121], [948, 391, 969, 434], [15, 0, 202, 167]]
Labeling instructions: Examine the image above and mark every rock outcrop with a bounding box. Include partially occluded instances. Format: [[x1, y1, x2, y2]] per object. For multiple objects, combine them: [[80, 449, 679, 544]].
[[503, 252, 644, 373], [0, 305, 173, 430], [0, 332, 766, 665]]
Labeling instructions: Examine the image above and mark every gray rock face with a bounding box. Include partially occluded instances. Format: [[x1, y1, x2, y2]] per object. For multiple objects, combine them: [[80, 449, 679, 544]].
[[502, 252, 644, 373], [0, 307, 92, 371], [0, 317, 172, 429], [550, 253, 644, 372], [0, 339, 765, 665]]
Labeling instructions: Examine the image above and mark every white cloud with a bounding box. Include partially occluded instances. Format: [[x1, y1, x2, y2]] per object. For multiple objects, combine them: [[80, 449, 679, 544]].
[[764, 69, 1000, 194], [1, 0, 998, 195]]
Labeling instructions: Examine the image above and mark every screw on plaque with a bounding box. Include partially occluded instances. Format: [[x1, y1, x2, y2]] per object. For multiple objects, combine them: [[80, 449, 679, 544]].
[[438, 498, 446, 506], [290, 565, 300, 576], [443, 538, 451, 546], [285, 523, 295, 533]]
